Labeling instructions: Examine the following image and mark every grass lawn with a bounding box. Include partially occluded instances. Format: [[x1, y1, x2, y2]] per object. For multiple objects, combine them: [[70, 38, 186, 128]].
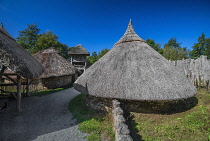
[[31, 88, 66, 96], [129, 88, 210, 141], [68, 94, 115, 141], [31, 84, 73, 96], [68, 89, 210, 141]]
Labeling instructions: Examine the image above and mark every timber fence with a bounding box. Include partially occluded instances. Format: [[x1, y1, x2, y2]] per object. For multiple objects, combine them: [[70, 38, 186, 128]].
[[169, 55, 210, 88]]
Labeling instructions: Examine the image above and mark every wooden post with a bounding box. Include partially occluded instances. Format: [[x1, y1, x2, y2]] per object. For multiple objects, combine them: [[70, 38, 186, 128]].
[[0, 66, 6, 83], [26, 78, 30, 96], [71, 56, 73, 64], [16, 75, 21, 111], [84, 62, 86, 72]]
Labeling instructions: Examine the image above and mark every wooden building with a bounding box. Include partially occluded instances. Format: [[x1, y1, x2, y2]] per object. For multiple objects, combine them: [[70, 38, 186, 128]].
[[32, 47, 77, 89], [68, 44, 90, 73], [0, 24, 44, 111], [74, 20, 197, 112]]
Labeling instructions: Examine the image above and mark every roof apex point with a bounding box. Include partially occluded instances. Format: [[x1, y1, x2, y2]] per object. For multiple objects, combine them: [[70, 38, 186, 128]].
[[129, 19, 132, 25], [115, 20, 145, 45]]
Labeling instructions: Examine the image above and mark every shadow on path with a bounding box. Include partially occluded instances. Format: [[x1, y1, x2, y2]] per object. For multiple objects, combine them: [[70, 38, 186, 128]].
[[0, 88, 87, 141]]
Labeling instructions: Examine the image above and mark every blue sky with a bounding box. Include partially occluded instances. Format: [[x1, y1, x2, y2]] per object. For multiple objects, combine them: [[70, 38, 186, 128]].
[[1, 0, 210, 54]]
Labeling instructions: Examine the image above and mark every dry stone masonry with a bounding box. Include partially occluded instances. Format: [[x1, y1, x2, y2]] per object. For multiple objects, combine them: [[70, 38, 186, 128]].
[[112, 99, 133, 141]]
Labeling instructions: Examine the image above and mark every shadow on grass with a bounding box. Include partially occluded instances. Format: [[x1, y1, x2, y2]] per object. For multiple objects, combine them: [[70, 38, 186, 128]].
[[31, 84, 73, 97], [121, 96, 198, 115], [68, 94, 115, 141], [124, 110, 144, 141], [68, 93, 106, 123]]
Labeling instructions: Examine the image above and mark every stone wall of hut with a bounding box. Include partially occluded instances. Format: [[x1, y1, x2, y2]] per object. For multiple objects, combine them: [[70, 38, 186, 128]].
[[169, 55, 210, 88], [86, 95, 197, 114], [41, 75, 73, 89], [30, 79, 46, 91]]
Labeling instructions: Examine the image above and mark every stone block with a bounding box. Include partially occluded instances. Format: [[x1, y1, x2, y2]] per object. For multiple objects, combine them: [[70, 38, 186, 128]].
[[112, 107, 123, 115], [117, 135, 133, 141]]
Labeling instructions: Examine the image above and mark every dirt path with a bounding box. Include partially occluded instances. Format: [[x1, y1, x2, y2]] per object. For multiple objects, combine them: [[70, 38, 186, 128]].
[[0, 88, 87, 141]]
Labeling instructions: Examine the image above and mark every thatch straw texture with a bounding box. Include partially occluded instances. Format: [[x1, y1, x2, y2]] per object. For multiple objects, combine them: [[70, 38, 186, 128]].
[[33, 47, 76, 78], [68, 44, 90, 55], [0, 25, 44, 79], [74, 20, 196, 101]]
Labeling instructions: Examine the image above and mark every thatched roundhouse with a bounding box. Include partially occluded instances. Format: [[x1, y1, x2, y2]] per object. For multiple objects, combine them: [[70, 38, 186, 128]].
[[68, 44, 90, 73], [0, 24, 44, 111], [33, 47, 77, 89], [0, 24, 44, 79], [74, 20, 197, 112]]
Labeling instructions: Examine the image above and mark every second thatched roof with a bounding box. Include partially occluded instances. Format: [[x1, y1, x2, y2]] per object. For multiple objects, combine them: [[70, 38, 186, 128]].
[[0, 24, 44, 79], [33, 47, 76, 78], [74, 20, 196, 101], [68, 44, 90, 55]]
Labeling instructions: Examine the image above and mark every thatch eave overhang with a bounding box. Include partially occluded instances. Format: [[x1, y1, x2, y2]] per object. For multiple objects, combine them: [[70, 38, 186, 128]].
[[74, 20, 197, 101], [68, 44, 90, 56], [0, 25, 44, 79], [33, 48, 76, 79]]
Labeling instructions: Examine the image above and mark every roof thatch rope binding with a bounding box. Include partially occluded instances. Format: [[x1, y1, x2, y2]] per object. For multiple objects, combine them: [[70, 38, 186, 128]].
[[68, 44, 90, 55], [33, 47, 76, 78], [0, 25, 44, 79], [74, 20, 196, 101], [115, 19, 146, 45]]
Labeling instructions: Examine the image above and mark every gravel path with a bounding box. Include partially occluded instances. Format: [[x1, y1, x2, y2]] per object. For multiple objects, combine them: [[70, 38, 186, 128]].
[[0, 88, 87, 141]]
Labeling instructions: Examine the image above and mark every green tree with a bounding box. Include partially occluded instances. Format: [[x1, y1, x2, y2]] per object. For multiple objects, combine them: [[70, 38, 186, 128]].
[[87, 49, 110, 65], [204, 38, 210, 59], [87, 52, 98, 65], [162, 37, 188, 60], [164, 37, 181, 49], [68, 47, 75, 52], [190, 33, 207, 59], [33, 31, 69, 58], [34, 31, 59, 52], [16, 24, 40, 53], [56, 43, 69, 59], [97, 49, 110, 59], [146, 39, 163, 54]]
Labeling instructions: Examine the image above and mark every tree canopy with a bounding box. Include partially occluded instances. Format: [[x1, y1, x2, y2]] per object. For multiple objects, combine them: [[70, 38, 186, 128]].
[[146, 39, 163, 54], [16, 24, 69, 58], [162, 37, 188, 60], [87, 49, 110, 65], [190, 33, 210, 59], [16, 24, 40, 53]]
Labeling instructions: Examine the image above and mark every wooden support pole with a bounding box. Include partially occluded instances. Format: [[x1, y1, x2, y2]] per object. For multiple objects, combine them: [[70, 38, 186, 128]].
[[0, 66, 6, 83], [26, 78, 30, 96], [16, 75, 21, 111]]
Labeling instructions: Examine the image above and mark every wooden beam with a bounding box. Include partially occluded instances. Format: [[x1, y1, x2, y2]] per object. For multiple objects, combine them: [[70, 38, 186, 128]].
[[26, 79, 30, 96], [0, 83, 27, 86], [0, 66, 6, 83], [3, 74, 17, 86], [16, 75, 21, 111], [2, 73, 18, 76]]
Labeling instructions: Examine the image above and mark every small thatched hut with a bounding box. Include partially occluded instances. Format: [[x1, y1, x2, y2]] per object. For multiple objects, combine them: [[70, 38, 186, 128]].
[[68, 44, 90, 73], [32, 47, 77, 89], [74, 20, 197, 112], [0, 24, 44, 111]]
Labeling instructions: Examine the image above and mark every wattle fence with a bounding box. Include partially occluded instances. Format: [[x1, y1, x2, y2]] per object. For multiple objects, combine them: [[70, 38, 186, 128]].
[[169, 55, 210, 88]]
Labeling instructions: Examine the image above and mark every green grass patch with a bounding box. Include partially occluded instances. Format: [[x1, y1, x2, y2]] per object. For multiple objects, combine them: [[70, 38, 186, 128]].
[[68, 93, 115, 141], [31, 88, 65, 96], [130, 88, 210, 141]]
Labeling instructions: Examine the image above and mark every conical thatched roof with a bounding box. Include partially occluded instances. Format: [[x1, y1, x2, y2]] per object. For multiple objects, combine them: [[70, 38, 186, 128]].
[[33, 47, 76, 78], [74, 20, 197, 101], [68, 44, 90, 55], [0, 24, 44, 79]]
